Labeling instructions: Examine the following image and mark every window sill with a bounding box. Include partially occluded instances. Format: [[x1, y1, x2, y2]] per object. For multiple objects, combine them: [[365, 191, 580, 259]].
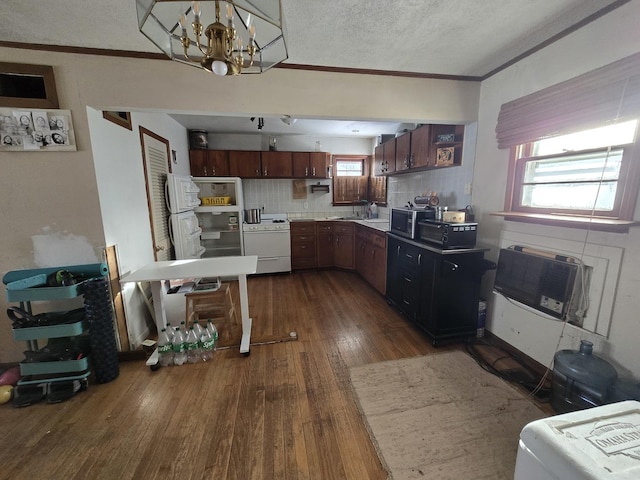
[[490, 211, 640, 233]]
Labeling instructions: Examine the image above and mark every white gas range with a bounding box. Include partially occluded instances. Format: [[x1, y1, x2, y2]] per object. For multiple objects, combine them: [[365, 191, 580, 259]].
[[243, 213, 291, 274]]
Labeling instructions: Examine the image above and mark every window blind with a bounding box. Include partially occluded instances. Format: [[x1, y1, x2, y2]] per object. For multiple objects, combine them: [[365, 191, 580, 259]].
[[495, 52, 640, 149]]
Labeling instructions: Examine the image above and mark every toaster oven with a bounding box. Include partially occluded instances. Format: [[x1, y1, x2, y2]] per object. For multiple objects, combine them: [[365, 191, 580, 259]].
[[418, 220, 478, 249]]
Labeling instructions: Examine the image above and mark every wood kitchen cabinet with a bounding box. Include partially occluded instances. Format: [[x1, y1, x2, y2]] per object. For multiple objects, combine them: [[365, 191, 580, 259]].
[[374, 123, 463, 175], [355, 224, 387, 294], [290, 221, 317, 270], [395, 124, 430, 171], [429, 124, 465, 168], [316, 222, 334, 268], [386, 234, 489, 345], [189, 150, 230, 177], [333, 223, 354, 269], [316, 222, 354, 269], [374, 140, 396, 176], [228, 151, 262, 178], [261, 151, 292, 178], [293, 152, 331, 178]]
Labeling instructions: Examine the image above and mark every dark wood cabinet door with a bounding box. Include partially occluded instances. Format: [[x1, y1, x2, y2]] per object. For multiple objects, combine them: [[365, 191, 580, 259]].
[[410, 125, 430, 169], [189, 150, 207, 176], [373, 144, 385, 176], [383, 139, 396, 174], [395, 133, 411, 171], [228, 151, 262, 178], [261, 151, 292, 178], [317, 233, 334, 267], [334, 232, 354, 269], [309, 152, 330, 178], [190, 150, 229, 176], [292, 152, 310, 178]]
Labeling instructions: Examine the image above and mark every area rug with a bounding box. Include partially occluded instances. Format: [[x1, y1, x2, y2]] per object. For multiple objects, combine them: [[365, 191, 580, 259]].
[[349, 350, 548, 480]]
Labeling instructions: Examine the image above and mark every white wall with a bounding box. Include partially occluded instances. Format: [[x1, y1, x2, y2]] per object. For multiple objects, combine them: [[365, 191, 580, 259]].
[[474, 1, 640, 379], [87, 109, 190, 348]]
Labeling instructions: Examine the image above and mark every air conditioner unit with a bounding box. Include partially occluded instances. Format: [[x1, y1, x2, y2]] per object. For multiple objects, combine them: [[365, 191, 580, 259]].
[[493, 247, 579, 319]]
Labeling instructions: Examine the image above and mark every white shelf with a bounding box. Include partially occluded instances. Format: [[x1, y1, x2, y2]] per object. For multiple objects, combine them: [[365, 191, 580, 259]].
[[195, 205, 242, 214]]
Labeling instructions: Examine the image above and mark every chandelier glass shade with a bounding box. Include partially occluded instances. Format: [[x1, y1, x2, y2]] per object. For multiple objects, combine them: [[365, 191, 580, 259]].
[[136, 0, 287, 75]]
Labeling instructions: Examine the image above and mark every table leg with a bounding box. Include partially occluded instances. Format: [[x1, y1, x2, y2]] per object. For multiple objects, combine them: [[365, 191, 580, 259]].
[[237, 273, 252, 354], [146, 280, 168, 366]]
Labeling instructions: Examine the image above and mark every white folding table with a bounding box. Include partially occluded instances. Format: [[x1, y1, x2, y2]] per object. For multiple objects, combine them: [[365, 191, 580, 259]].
[[121, 256, 258, 363]]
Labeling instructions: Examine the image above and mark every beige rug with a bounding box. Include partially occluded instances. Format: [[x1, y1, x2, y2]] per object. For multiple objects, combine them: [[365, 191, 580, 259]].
[[349, 350, 548, 480]]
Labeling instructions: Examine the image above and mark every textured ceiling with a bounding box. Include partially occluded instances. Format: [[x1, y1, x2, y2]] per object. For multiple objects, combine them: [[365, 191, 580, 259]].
[[0, 0, 626, 136]]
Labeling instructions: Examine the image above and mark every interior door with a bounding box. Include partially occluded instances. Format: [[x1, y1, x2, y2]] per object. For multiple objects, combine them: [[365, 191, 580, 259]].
[[139, 127, 172, 261]]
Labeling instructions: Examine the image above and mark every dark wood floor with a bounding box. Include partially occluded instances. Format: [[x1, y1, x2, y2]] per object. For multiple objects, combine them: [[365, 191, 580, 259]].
[[0, 270, 544, 479]]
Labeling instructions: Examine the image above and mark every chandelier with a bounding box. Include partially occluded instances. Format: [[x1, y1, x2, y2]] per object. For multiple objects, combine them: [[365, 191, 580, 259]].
[[137, 0, 288, 76]]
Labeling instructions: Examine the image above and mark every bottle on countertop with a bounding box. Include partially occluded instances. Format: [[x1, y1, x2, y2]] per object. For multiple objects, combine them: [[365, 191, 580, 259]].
[[370, 202, 378, 218]]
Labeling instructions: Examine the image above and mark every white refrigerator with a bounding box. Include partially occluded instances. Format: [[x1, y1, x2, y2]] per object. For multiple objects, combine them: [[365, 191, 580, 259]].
[[166, 174, 244, 260]]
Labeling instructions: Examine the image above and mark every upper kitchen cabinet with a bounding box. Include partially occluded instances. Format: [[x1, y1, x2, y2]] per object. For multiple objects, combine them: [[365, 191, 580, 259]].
[[189, 150, 230, 177], [375, 123, 464, 175], [395, 124, 430, 171], [429, 124, 465, 168], [292, 152, 332, 179], [374, 139, 396, 176], [261, 151, 292, 178], [228, 151, 262, 178]]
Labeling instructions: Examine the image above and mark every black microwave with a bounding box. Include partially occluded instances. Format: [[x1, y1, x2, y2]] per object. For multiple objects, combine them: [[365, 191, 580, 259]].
[[390, 207, 435, 240], [418, 220, 478, 249]]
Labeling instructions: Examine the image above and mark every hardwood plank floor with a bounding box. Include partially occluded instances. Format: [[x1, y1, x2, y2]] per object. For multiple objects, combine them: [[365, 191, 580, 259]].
[[0, 270, 528, 479]]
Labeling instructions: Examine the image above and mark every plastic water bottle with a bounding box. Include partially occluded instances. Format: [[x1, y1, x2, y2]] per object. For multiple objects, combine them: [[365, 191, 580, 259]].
[[193, 319, 205, 341], [165, 322, 174, 342], [158, 328, 174, 367], [206, 319, 219, 350], [172, 327, 187, 366], [200, 328, 214, 362], [186, 326, 201, 364]]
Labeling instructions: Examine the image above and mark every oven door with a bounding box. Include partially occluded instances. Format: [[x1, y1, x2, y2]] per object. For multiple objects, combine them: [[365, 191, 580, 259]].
[[243, 230, 292, 274]]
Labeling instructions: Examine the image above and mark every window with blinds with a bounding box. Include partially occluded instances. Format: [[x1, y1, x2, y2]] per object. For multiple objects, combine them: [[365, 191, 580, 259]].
[[495, 52, 640, 230]]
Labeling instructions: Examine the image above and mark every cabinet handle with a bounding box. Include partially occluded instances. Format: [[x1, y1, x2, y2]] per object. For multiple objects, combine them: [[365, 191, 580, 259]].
[[264, 168, 268, 176], [418, 253, 422, 265], [403, 277, 412, 283], [405, 253, 413, 259], [256, 168, 260, 176], [305, 167, 308, 176], [212, 167, 216, 175], [312, 167, 316, 176], [396, 245, 400, 256], [444, 260, 459, 271]]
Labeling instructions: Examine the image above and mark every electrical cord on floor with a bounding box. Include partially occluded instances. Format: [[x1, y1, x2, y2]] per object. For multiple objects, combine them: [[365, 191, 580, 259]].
[[464, 337, 551, 401]]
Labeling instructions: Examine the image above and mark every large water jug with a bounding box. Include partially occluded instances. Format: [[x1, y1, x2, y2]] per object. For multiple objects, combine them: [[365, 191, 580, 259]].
[[550, 340, 617, 413]]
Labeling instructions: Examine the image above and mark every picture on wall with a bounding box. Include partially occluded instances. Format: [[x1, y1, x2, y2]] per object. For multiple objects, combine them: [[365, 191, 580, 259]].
[[0, 108, 76, 151]]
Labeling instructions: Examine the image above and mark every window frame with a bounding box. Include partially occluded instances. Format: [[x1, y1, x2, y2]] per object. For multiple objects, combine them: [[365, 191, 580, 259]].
[[502, 130, 640, 231]]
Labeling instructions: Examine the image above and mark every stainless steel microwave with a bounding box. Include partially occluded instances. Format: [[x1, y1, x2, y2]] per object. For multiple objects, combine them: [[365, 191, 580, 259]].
[[390, 207, 435, 239]]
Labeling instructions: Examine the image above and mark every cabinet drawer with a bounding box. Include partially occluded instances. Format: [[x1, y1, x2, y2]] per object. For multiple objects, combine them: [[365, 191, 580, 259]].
[[292, 241, 316, 258], [334, 223, 354, 234], [317, 223, 333, 233], [292, 234, 315, 242], [292, 257, 317, 269], [290, 223, 316, 234]]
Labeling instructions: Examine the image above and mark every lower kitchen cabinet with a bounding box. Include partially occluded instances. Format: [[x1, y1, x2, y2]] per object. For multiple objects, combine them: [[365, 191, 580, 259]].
[[290, 221, 317, 270], [333, 223, 354, 269], [355, 224, 387, 294], [386, 234, 490, 345], [316, 222, 334, 268]]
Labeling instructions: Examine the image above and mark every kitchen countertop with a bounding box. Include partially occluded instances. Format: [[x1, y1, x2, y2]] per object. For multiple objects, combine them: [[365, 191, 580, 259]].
[[289, 217, 389, 233]]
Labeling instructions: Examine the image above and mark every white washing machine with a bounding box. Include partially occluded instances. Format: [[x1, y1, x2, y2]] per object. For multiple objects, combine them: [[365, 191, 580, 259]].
[[514, 400, 640, 480]]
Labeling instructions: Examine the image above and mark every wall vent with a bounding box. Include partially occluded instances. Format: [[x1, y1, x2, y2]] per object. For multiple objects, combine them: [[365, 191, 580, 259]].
[[493, 247, 579, 319]]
